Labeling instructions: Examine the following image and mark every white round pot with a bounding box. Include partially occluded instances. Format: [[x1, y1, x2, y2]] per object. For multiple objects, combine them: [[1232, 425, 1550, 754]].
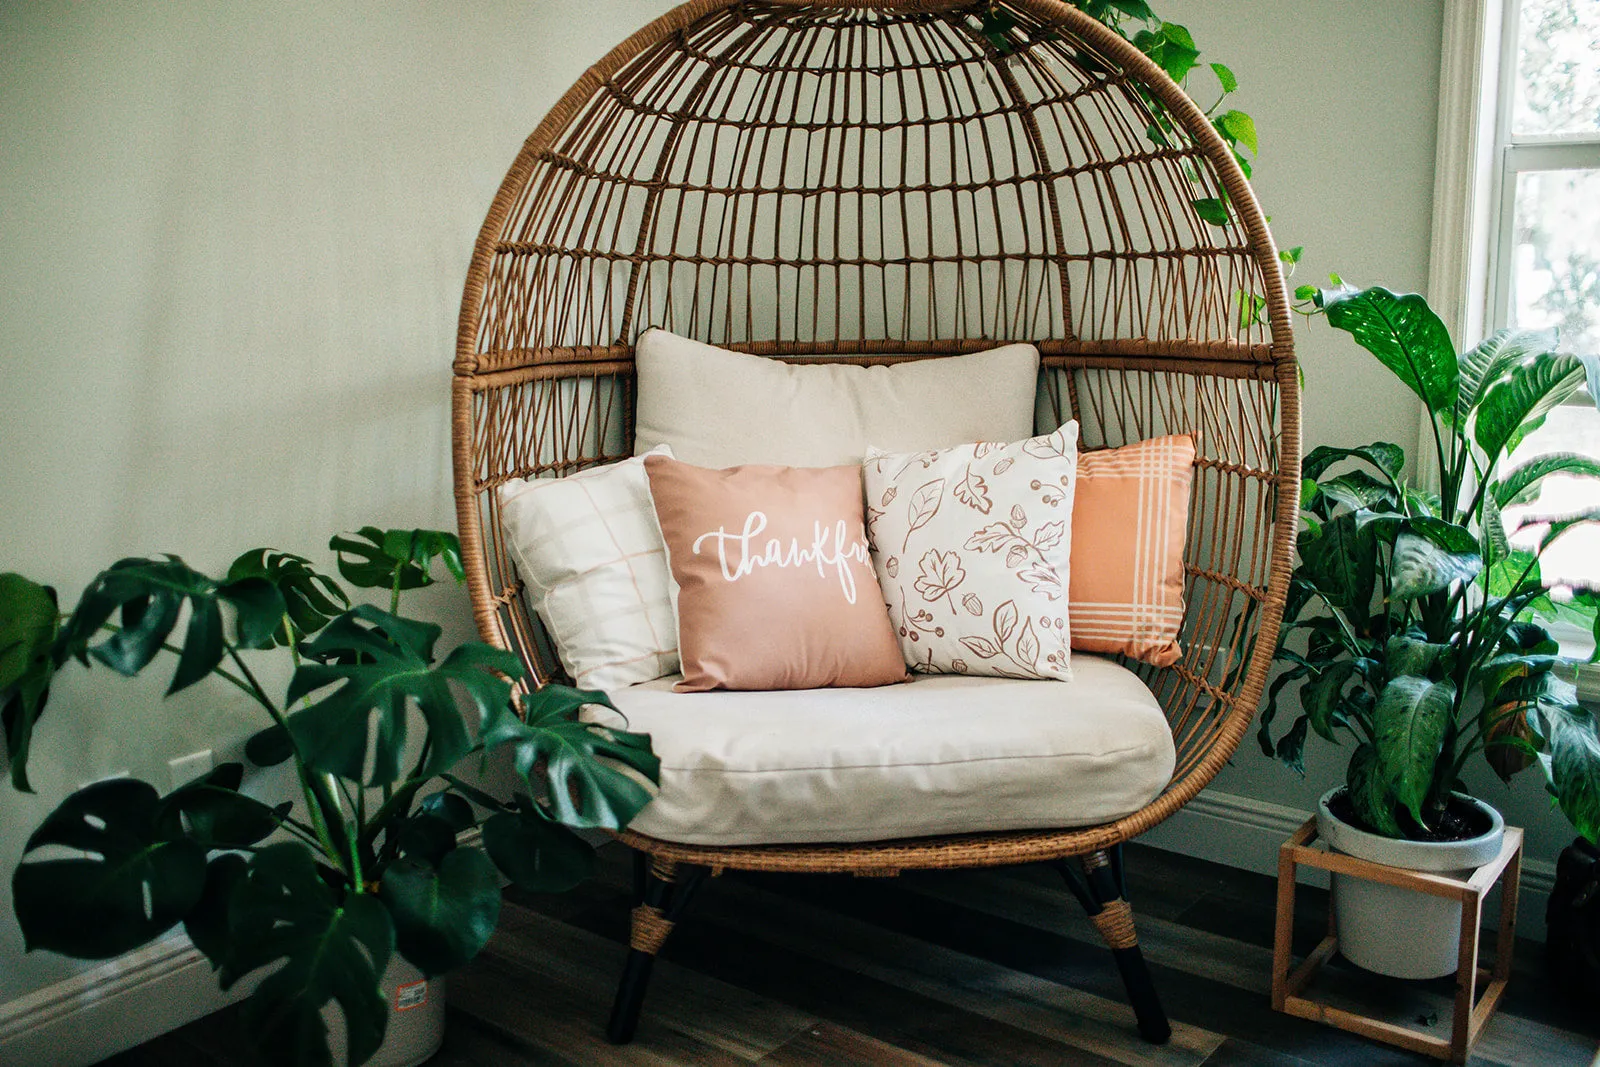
[[323, 955, 445, 1067], [1316, 788, 1504, 980]]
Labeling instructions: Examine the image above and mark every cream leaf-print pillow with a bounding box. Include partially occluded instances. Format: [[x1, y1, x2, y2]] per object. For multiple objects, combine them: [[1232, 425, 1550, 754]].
[[865, 422, 1079, 680]]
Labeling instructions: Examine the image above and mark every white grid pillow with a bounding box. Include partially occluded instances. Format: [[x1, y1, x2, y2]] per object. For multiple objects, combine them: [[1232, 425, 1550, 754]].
[[497, 445, 678, 689]]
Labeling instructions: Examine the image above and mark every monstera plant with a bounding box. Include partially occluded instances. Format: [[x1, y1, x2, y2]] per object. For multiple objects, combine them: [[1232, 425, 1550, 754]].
[[1261, 284, 1600, 845], [0, 529, 658, 1066]]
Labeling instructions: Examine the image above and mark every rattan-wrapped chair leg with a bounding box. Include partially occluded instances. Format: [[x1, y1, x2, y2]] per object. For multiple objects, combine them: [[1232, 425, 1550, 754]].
[[1055, 848, 1172, 1044], [607, 855, 707, 1044]]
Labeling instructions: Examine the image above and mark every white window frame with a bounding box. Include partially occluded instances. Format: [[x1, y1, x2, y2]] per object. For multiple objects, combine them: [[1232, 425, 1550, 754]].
[[1429, 0, 1600, 697]]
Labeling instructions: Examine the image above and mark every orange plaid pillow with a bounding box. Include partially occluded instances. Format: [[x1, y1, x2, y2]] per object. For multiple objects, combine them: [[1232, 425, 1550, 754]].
[[1069, 435, 1195, 666]]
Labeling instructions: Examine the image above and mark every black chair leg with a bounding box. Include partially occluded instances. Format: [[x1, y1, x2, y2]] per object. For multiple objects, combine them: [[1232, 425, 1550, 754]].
[[1055, 847, 1172, 1044], [606, 855, 707, 1044]]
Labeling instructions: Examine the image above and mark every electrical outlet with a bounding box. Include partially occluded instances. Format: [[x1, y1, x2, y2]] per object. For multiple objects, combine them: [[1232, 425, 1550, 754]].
[[168, 748, 214, 790]]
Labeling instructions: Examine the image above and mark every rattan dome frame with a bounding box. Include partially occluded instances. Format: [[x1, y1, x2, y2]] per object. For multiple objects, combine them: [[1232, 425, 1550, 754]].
[[453, 0, 1298, 1043]]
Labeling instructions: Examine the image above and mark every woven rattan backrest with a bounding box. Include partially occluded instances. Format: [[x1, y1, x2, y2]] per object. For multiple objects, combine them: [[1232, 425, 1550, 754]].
[[453, 0, 1299, 799]]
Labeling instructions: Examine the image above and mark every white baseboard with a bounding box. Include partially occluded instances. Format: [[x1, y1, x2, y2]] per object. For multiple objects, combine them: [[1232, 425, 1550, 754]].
[[0, 934, 242, 1067], [1138, 788, 1557, 940]]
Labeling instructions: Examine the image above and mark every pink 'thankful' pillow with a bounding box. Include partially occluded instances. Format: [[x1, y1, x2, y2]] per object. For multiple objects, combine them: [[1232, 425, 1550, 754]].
[[643, 455, 908, 693]]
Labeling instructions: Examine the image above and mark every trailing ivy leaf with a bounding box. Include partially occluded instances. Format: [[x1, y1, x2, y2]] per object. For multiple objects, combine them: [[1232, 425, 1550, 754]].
[[1215, 110, 1257, 155], [226, 549, 348, 646], [481, 683, 660, 830], [1493, 452, 1600, 510], [1191, 197, 1230, 226], [13, 778, 207, 959], [1210, 61, 1238, 92], [1, 573, 59, 792], [286, 606, 522, 785], [1301, 661, 1355, 742], [1301, 442, 1406, 483], [59, 557, 284, 692], [481, 809, 596, 894], [224, 845, 393, 1067], [1475, 355, 1587, 464], [329, 527, 464, 594], [1454, 327, 1559, 428], [381, 847, 501, 978], [1347, 743, 1403, 837], [1279, 245, 1304, 266], [1319, 286, 1458, 417], [1373, 676, 1455, 828], [1389, 532, 1480, 601]]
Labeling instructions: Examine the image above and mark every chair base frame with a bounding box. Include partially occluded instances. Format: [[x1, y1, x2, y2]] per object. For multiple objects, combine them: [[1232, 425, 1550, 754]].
[[604, 841, 1171, 1046]]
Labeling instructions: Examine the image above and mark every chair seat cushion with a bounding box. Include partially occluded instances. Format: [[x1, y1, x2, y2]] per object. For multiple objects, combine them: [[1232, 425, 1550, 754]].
[[586, 654, 1176, 846]]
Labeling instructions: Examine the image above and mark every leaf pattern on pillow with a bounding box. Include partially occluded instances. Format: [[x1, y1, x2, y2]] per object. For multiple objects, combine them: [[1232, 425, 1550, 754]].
[[903, 478, 945, 551], [914, 549, 966, 609], [865, 424, 1078, 681], [953, 465, 993, 514]]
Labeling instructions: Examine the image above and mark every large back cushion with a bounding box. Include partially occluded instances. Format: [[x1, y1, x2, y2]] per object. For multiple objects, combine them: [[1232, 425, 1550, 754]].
[[634, 329, 1040, 467]]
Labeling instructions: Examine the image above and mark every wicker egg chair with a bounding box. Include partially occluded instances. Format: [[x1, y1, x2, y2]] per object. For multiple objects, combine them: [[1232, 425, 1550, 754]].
[[453, 0, 1298, 1046]]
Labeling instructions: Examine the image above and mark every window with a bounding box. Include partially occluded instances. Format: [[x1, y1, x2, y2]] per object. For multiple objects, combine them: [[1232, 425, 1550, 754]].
[[1489, 0, 1600, 598]]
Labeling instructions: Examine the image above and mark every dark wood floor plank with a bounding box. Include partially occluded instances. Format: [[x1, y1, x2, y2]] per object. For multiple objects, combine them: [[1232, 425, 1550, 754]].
[[475, 907, 820, 1061], [694, 874, 1224, 1066], [758, 1021, 948, 1066]]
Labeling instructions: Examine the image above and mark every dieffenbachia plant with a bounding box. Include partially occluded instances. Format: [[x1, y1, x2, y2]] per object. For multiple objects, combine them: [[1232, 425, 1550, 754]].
[[1261, 284, 1600, 844], [0, 529, 658, 1066]]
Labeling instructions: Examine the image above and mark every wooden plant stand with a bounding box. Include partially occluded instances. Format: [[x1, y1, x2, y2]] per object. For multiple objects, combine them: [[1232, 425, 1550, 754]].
[[1271, 817, 1523, 1064]]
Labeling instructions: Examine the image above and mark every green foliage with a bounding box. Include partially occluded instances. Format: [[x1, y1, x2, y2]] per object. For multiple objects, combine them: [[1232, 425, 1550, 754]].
[[0, 573, 58, 790], [1265, 283, 1600, 844], [4, 527, 659, 1065]]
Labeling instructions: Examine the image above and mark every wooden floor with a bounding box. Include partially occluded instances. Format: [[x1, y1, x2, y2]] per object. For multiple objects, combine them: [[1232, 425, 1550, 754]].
[[109, 843, 1598, 1066]]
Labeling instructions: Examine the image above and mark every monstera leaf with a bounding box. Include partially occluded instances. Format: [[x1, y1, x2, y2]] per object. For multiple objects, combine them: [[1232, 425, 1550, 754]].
[[223, 845, 394, 1067], [159, 762, 288, 850], [13, 778, 208, 959], [481, 683, 659, 830], [330, 527, 463, 594], [285, 606, 522, 784], [0, 573, 60, 791], [381, 846, 501, 977], [226, 549, 348, 646], [481, 805, 596, 894], [59, 557, 284, 691]]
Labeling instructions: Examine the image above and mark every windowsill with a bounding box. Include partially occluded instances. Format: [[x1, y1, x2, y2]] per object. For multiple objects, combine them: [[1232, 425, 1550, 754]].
[[1550, 620, 1600, 706]]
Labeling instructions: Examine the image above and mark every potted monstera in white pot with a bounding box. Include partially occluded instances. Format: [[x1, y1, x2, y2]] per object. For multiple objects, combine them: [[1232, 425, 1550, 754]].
[[1261, 284, 1600, 978]]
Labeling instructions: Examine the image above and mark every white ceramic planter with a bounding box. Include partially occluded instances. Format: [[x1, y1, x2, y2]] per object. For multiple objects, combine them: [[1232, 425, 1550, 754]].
[[323, 955, 446, 1067], [1316, 788, 1504, 980]]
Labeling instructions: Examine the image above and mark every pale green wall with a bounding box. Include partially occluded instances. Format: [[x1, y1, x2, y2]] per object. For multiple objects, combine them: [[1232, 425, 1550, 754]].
[[5, 0, 1557, 1020]]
